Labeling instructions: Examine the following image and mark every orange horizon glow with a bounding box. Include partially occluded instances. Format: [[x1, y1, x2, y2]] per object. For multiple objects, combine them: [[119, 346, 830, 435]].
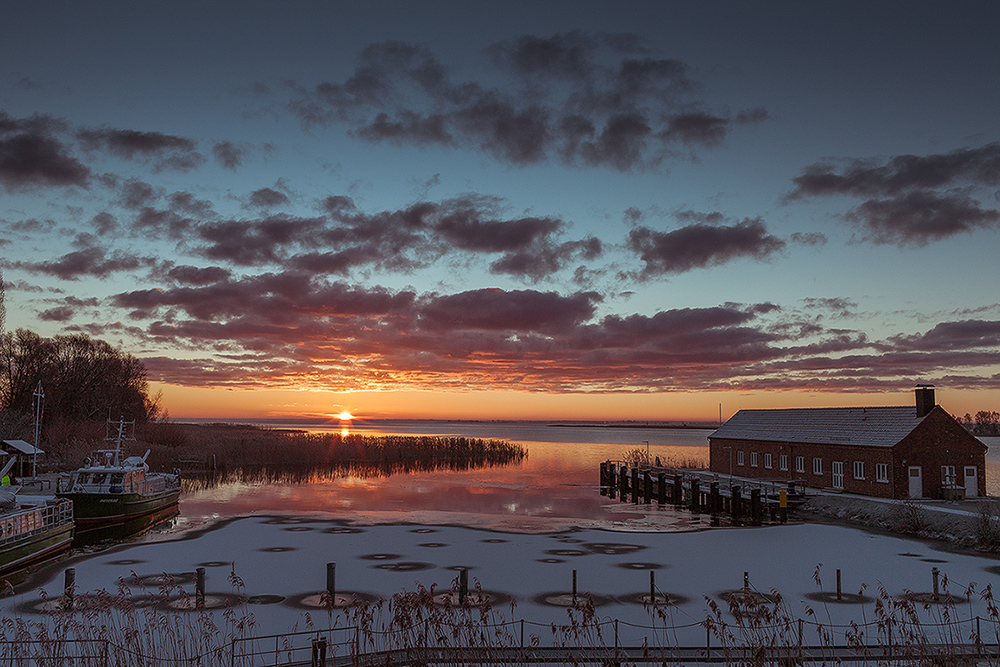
[[149, 382, 1000, 423]]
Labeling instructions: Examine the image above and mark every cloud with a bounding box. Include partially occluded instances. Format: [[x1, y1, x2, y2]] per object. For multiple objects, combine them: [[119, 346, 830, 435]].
[[0, 111, 90, 190], [77, 127, 205, 171], [789, 142, 1000, 245], [14, 245, 151, 280], [212, 141, 247, 170], [289, 34, 765, 171], [249, 187, 290, 208], [628, 217, 785, 276], [418, 288, 600, 334]]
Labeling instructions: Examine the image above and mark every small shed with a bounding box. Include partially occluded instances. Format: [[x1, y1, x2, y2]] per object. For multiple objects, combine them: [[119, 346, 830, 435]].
[[708, 386, 987, 499], [1, 440, 45, 479]]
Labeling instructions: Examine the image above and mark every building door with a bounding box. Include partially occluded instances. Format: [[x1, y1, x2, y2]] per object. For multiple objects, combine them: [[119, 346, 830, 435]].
[[908, 466, 923, 498], [965, 466, 979, 497], [831, 461, 844, 489]]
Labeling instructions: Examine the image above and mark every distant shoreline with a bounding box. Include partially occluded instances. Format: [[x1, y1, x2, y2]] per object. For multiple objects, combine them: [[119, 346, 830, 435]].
[[546, 423, 717, 430]]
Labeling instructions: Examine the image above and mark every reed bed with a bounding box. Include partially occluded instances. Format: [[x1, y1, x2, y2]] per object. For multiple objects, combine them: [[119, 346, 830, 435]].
[[7, 569, 1000, 666]]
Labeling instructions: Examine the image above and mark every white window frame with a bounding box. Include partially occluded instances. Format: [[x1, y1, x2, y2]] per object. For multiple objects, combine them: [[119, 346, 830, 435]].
[[750, 452, 758, 468], [795, 456, 805, 473], [831, 461, 844, 489], [942, 465, 957, 486], [812, 457, 823, 475], [737, 451, 744, 466], [763, 453, 772, 469], [876, 463, 889, 483], [779, 454, 788, 471], [853, 461, 865, 480]]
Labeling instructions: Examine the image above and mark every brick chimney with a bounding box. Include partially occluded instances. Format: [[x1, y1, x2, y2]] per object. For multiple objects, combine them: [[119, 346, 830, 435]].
[[915, 384, 935, 418]]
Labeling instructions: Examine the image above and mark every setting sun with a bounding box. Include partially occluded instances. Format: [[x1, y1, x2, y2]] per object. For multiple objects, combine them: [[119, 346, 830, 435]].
[[335, 411, 354, 421]]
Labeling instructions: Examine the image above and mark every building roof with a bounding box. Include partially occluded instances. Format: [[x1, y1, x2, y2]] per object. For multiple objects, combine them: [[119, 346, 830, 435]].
[[1, 439, 44, 455], [709, 406, 926, 448]]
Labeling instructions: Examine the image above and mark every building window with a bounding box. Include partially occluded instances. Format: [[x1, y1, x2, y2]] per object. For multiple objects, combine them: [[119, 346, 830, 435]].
[[853, 461, 865, 480], [737, 451, 744, 466], [795, 456, 805, 473], [942, 465, 957, 486], [812, 457, 823, 475], [876, 463, 889, 483], [779, 454, 788, 471], [764, 453, 772, 469], [750, 452, 759, 467]]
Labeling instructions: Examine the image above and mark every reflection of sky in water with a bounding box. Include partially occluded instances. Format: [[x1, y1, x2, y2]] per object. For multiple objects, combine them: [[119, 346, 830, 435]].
[[178, 424, 713, 533]]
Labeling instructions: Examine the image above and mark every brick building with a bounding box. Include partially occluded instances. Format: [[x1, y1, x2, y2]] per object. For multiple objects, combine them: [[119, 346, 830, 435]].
[[708, 387, 987, 499]]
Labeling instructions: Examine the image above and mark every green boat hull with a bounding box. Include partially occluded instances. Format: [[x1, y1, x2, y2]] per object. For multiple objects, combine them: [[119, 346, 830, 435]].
[[57, 489, 180, 532], [0, 521, 74, 579]]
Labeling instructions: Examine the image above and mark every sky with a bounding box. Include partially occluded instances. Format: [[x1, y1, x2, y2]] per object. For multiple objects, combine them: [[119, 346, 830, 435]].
[[1, 1, 999, 422]]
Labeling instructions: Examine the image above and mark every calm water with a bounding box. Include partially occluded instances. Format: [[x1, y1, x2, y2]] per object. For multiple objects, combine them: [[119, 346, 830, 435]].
[[175, 422, 1000, 535], [176, 421, 713, 534]]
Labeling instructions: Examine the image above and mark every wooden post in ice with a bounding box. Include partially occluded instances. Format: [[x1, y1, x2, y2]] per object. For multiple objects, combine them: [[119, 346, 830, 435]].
[[599, 462, 607, 495], [631, 468, 639, 504], [743, 571, 749, 591], [644, 469, 652, 503], [196, 567, 206, 609], [326, 562, 336, 606], [658, 471, 667, 504], [459, 568, 468, 604], [63, 568, 75, 611], [750, 488, 762, 525], [836, 569, 842, 601], [932, 567, 940, 601], [572, 569, 578, 606], [731, 486, 742, 524], [673, 474, 683, 506], [608, 463, 617, 499], [650, 570, 656, 606], [619, 466, 628, 502], [690, 479, 701, 513]]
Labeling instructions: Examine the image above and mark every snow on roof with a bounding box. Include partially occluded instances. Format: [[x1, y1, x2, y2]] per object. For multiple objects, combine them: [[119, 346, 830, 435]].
[[709, 406, 925, 448], [1, 439, 44, 455]]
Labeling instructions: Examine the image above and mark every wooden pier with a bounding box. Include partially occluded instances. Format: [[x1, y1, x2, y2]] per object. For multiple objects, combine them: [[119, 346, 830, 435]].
[[599, 461, 808, 526]]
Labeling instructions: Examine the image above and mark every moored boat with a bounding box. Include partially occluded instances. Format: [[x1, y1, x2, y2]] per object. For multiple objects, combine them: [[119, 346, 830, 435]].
[[56, 418, 180, 535], [0, 457, 74, 579]]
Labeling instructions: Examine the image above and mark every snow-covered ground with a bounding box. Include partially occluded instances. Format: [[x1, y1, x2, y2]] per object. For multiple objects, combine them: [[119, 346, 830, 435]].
[[6, 514, 1000, 646]]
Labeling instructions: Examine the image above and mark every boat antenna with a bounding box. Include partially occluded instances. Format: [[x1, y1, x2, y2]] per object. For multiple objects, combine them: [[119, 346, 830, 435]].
[[32, 381, 44, 481]]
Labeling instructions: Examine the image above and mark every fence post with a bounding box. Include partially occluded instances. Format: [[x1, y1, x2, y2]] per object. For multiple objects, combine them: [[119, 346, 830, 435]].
[[572, 569, 577, 606], [836, 569, 842, 601], [63, 568, 75, 611], [520, 619, 524, 648], [460, 568, 468, 604], [615, 620, 619, 650]]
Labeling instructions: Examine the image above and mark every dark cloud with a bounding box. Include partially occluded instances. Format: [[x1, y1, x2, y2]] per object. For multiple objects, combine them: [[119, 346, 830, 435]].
[[890, 320, 1000, 352], [846, 191, 1000, 246], [290, 34, 765, 171], [77, 127, 205, 171], [789, 143, 1000, 245], [419, 288, 600, 334], [14, 246, 150, 280], [249, 187, 290, 208], [212, 141, 246, 170], [165, 265, 232, 286], [628, 217, 785, 276], [789, 231, 826, 246], [38, 305, 75, 321], [0, 111, 90, 190]]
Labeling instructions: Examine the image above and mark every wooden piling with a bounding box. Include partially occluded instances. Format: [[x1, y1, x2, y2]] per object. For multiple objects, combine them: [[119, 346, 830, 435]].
[[836, 568, 842, 601], [673, 474, 683, 506], [63, 568, 75, 611], [750, 488, 762, 525], [731, 486, 742, 524], [690, 479, 701, 513], [460, 568, 469, 604], [932, 567, 940, 601], [326, 562, 336, 606], [572, 569, 578, 606], [608, 463, 617, 499], [650, 570, 656, 606], [631, 468, 639, 504], [643, 469, 652, 504], [196, 567, 206, 610], [599, 462, 607, 493], [619, 466, 629, 501], [657, 471, 667, 504]]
